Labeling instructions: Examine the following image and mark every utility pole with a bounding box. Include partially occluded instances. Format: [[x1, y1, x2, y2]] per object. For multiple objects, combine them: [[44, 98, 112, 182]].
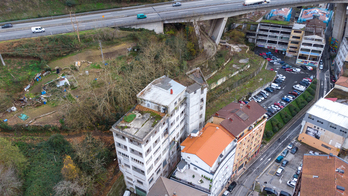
[[0, 53, 5, 66], [99, 40, 105, 64]]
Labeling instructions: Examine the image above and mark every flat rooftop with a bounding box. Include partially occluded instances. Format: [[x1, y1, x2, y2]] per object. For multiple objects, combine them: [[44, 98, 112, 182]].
[[113, 105, 165, 140], [137, 76, 186, 106]]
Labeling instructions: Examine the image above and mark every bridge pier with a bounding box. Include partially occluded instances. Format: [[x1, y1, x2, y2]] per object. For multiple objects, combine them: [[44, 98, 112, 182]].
[[127, 21, 164, 34], [209, 17, 228, 45], [332, 3, 348, 45]]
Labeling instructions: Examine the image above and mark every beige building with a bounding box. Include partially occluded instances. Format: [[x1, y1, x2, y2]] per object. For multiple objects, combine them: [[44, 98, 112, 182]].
[[286, 23, 305, 57], [212, 101, 267, 176], [298, 98, 348, 156]]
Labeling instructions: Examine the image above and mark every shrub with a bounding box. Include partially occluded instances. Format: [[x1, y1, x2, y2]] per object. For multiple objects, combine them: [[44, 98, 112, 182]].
[[306, 95, 314, 102], [296, 99, 307, 110], [288, 104, 299, 116], [265, 130, 273, 139], [307, 87, 315, 95], [270, 118, 283, 133], [280, 111, 292, 124], [123, 113, 136, 123]]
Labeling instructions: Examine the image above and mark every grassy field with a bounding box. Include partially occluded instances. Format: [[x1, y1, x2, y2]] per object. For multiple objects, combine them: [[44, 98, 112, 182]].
[[0, 0, 168, 22]]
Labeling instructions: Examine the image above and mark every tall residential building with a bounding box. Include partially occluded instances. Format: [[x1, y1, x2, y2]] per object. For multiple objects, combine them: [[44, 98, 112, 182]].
[[111, 72, 207, 196], [172, 123, 237, 196], [296, 19, 326, 67], [333, 37, 348, 80], [298, 98, 348, 155], [212, 101, 267, 176]]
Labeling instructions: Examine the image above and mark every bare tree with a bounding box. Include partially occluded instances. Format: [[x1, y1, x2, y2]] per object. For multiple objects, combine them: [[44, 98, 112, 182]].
[[53, 180, 86, 196], [0, 165, 22, 196]]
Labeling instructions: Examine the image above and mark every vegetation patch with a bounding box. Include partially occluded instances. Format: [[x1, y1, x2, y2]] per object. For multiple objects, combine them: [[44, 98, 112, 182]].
[[123, 113, 136, 123], [260, 20, 290, 25]]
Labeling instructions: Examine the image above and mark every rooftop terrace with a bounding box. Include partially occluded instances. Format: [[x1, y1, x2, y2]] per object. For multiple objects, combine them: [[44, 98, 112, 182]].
[[112, 105, 165, 140]]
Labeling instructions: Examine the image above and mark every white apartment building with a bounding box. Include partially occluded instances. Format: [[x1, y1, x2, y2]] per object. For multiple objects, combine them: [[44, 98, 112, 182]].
[[296, 22, 326, 67], [333, 37, 348, 79], [172, 123, 237, 196], [111, 73, 207, 196]]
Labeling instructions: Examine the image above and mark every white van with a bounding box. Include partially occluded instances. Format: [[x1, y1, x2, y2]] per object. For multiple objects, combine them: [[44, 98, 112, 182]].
[[31, 26, 45, 33], [271, 83, 281, 90], [123, 190, 131, 196]]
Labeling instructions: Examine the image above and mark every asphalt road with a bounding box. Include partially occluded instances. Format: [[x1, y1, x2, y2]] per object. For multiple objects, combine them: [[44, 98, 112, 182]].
[[0, 0, 336, 41], [233, 113, 304, 196]]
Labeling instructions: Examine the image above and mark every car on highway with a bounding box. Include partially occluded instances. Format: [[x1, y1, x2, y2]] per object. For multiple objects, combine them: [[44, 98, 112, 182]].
[[281, 160, 289, 167], [276, 167, 284, 176], [172, 2, 182, 6], [31, 26, 45, 33], [293, 84, 306, 91], [137, 14, 147, 19], [1, 23, 13, 28], [291, 146, 298, 154]]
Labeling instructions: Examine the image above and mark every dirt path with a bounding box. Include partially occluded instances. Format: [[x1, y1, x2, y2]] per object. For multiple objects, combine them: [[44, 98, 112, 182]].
[[49, 43, 135, 69]]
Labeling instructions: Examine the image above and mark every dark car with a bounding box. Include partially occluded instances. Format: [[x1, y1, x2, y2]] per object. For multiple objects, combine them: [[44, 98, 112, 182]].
[[267, 108, 276, 114], [293, 90, 302, 95], [172, 2, 181, 6], [291, 146, 298, 154], [227, 181, 237, 192], [300, 81, 310, 87], [265, 87, 273, 93], [300, 65, 308, 70], [281, 160, 289, 167], [263, 187, 278, 195], [280, 61, 285, 65], [266, 111, 273, 117], [280, 190, 292, 196], [275, 155, 284, 163], [1, 23, 13, 28], [262, 55, 268, 59], [289, 91, 298, 96]]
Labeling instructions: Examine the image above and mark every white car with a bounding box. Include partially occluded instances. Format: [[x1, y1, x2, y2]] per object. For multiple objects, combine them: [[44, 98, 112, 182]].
[[222, 190, 230, 196], [319, 64, 323, 70], [292, 68, 301, 72], [276, 167, 285, 176], [293, 84, 306, 91], [287, 180, 296, 188], [31, 26, 45, 33]]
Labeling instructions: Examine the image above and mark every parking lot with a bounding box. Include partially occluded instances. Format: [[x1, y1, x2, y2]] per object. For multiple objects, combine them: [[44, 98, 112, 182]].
[[257, 139, 320, 195], [251, 48, 316, 115]]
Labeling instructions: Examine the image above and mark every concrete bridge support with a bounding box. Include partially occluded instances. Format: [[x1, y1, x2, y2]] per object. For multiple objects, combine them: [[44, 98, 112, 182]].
[[209, 17, 228, 45], [193, 20, 203, 50], [332, 3, 348, 45], [128, 21, 164, 34]]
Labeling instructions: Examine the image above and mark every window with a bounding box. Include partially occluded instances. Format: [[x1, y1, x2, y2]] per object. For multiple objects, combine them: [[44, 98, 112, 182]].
[[131, 157, 144, 166], [137, 180, 143, 185], [317, 120, 323, 124], [132, 166, 145, 175], [201, 98, 204, 103], [127, 177, 133, 181], [149, 178, 154, 184], [124, 164, 130, 168], [174, 101, 177, 106], [200, 106, 203, 110], [200, 114, 203, 119]]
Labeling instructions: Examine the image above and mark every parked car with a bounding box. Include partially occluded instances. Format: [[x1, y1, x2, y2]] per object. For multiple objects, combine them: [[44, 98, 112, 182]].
[[291, 146, 298, 154], [172, 2, 181, 6], [222, 190, 230, 196], [293, 84, 306, 91], [227, 181, 237, 192], [266, 112, 273, 117], [274, 102, 284, 109], [289, 91, 298, 97], [293, 68, 301, 72], [282, 96, 291, 103], [300, 65, 308, 70], [281, 160, 289, 167], [276, 167, 285, 176], [137, 14, 147, 19], [261, 90, 269, 96], [267, 108, 276, 114], [296, 166, 302, 175], [262, 55, 268, 59], [307, 66, 314, 70], [287, 180, 296, 188], [265, 87, 273, 93], [288, 94, 296, 100], [300, 81, 310, 87], [287, 143, 293, 149], [285, 68, 292, 72], [303, 77, 312, 82], [279, 61, 285, 65], [293, 90, 302, 95], [293, 174, 299, 180], [256, 95, 264, 101], [1, 23, 13, 28], [275, 155, 284, 163], [263, 187, 278, 195], [281, 149, 289, 157], [280, 190, 292, 196]]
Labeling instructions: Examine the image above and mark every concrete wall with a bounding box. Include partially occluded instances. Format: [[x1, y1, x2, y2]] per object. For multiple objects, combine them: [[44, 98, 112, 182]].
[[128, 21, 164, 34], [186, 87, 207, 136], [332, 3, 348, 44]]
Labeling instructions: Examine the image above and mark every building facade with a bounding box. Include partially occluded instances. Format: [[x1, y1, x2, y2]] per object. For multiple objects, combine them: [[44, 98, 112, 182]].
[[254, 23, 292, 51], [286, 24, 305, 57], [298, 98, 348, 156], [111, 74, 207, 196], [172, 123, 237, 196], [333, 37, 348, 79], [211, 101, 267, 176]]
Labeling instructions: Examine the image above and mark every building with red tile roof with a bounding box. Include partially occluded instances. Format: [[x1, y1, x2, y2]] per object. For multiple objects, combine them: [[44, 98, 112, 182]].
[[212, 101, 267, 176], [172, 123, 237, 196], [294, 154, 348, 196]]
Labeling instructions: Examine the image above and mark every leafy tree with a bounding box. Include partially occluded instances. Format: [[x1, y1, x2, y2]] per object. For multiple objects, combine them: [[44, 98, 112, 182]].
[[0, 137, 27, 174], [296, 98, 308, 109], [280, 111, 292, 124], [288, 104, 299, 116], [61, 155, 79, 181], [306, 95, 314, 102], [264, 130, 273, 139], [224, 30, 246, 44], [270, 118, 283, 133], [307, 87, 315, 96], [0, 165, 22, 196]]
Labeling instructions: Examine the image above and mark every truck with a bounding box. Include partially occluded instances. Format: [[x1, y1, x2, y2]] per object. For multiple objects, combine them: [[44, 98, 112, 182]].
[[31, 26, 45, 33], [243, 0, 270, 6]]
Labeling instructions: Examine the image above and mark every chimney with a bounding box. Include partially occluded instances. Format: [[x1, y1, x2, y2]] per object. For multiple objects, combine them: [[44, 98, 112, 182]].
[[170, 89, 173, 94], [173, 192, 177, 196], [229, 118, 233, 122], [247, 105, 250, 109], [337, 185, 345, 191], [215, 113, 219, 117]]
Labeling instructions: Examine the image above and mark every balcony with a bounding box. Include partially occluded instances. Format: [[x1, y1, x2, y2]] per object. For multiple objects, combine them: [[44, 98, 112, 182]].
[[172, 169, 211, 194]]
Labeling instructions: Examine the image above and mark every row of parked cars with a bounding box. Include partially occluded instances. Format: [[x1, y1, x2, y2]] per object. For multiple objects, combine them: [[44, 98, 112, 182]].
[[259, 52, 283, 65]]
